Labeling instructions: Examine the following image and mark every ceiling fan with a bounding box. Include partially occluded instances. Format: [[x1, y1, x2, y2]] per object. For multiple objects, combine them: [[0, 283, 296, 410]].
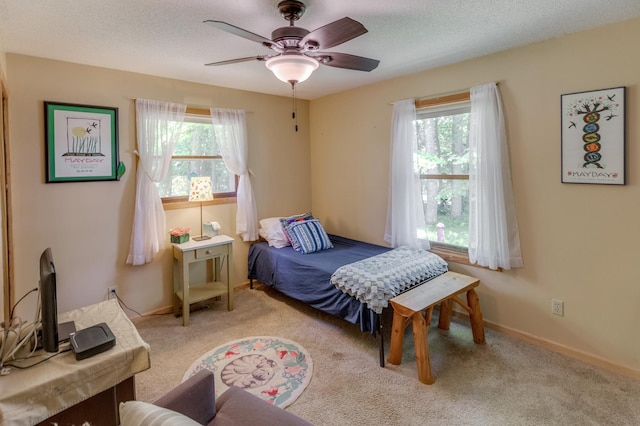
[[204, 0, 380, 87]]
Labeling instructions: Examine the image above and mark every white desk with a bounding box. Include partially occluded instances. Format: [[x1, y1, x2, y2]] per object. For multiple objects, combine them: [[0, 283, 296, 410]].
[[172, 234, 234, 326], [0, 299, 150, 426]]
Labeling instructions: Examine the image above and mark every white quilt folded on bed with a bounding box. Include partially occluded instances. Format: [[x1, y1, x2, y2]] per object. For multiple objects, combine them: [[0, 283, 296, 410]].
[[330, 247, 448, 314]]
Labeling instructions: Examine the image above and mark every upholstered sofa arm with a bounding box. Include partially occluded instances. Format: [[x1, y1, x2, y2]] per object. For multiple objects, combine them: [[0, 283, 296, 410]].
[[154, 370, 216, 424], [212, 386, 313, 426], [153, 369, 312, 426]]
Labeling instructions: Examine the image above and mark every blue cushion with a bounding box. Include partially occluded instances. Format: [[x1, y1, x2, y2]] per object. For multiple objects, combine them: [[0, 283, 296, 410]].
[[280, 212, 314, 244], [286, 220, 334, 254]]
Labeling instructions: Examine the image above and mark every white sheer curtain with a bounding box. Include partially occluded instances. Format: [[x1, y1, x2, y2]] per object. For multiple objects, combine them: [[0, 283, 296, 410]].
[[384, 99, 430, 250], [210, 108, 258, 242], [468, 83, 523, 270], [126, 99, 186, 265]]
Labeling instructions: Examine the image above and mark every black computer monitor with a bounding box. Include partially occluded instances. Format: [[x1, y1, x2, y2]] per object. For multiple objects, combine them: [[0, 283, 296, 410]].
[[39, 248, 74, 353]]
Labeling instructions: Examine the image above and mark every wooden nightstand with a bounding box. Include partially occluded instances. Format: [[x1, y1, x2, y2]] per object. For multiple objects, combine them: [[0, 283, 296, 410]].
[[172, 235, 234, 326]]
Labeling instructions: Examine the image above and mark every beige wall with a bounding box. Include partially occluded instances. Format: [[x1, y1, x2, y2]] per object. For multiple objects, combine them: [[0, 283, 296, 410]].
[[5, 17, 640, 375], [0, 33, 6, 79], [0, 44, 6, 321], [309, 17, 640, 374], [6, 54, 311, 320]]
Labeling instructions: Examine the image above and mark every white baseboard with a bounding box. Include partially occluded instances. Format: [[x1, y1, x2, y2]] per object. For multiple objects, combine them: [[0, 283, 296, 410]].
[[136, 282, 252, 318], [451, 310, 640, 380]]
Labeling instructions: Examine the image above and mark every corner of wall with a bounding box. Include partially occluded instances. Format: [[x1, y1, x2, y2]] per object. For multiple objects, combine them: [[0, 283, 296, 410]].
[[0, 47, 5, 81], [0, 21, 6, 82]]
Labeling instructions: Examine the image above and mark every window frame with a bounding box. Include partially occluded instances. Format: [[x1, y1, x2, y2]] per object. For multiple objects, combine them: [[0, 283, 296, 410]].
[[415, 92, 476, 266], [160, 107, 237, 209]]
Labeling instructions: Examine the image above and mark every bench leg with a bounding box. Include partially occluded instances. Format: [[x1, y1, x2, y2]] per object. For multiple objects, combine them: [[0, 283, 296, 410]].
[[425, 307, 433, 326], [413, 306, 435, 384], [467, 289, 486, 344], [379, 319, 385, 368], [387, 311, 409, 365], [438, 299, 453, 330]]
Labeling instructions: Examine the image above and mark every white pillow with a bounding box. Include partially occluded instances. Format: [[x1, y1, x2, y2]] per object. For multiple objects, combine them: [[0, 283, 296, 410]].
[[258, 217, 290, 248], [119, 401, 201, 426], [259, 216, 283, 230]]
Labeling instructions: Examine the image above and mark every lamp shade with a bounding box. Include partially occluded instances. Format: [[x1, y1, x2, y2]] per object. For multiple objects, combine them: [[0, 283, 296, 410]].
[[265, 55, 319, 84], [188, 176, 213, 202]]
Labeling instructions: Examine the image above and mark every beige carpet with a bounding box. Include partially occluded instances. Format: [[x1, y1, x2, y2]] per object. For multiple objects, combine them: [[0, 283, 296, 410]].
[[132, 285, 640, 425]]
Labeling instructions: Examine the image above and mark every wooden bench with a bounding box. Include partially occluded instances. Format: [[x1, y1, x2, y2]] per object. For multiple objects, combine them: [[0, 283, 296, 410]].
[[387, 271, 485, 384]]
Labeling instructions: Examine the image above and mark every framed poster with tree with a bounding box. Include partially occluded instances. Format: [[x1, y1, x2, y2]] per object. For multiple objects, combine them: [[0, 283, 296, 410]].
[[561, 87, 625, 185], [44, 101, 119, 183]]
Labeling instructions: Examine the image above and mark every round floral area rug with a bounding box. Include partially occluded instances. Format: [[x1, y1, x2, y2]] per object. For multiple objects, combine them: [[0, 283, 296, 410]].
[[182, 336, 313, 408]]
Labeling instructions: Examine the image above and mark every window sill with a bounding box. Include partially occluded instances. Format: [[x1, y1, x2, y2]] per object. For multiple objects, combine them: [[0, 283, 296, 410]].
[[162, 197, 237, 210], [428, 247, 502, 271]]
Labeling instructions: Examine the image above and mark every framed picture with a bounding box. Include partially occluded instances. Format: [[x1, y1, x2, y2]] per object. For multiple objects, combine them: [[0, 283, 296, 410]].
[[561, 87, 625, 185], [44, 101, 119, 183]]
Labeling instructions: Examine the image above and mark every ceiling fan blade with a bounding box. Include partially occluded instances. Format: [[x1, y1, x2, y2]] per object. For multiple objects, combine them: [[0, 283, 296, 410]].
[[204, 20, 276, 48], [205, 56, 269, 66], [313, 52, 380, 72], [301, 17, 368, 50]]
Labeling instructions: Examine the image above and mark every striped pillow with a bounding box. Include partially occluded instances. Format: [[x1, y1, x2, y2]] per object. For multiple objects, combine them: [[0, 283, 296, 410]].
[[280, 212, 314, 244], [286, 219, 334, 254], [119, 401, 201, 426]]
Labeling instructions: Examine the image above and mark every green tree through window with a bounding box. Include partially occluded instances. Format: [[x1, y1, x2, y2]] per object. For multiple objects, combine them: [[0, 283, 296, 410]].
[[415, 102, 470, 250], [156, 112, 236, 202]]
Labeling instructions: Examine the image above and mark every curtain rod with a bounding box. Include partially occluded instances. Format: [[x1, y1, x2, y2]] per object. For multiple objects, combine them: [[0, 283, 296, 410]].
[[416, 81, 500, 101], [390, 81, 501, 106], [128, 98, 253, 114], [128, 97, 204, 108]]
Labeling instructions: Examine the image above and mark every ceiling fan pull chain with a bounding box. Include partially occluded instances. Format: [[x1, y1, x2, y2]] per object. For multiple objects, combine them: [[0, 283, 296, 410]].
[[291, 83, 299, 132]]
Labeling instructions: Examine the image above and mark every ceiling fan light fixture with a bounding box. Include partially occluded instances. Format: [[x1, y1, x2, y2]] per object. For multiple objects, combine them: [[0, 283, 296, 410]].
[[265, 55, 319, 85]]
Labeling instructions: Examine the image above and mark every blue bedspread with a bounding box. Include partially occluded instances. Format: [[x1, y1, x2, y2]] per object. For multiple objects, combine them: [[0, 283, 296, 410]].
[[248, 234, 391, 334]]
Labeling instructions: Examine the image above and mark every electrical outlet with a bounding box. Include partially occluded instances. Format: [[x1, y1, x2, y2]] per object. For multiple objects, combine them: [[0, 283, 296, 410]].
[[551, 299, 564, 316], [108, 286, 118, 300]]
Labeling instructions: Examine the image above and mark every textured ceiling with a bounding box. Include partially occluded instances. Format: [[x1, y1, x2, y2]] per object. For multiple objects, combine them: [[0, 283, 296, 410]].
[[1, 0, 640, 100]]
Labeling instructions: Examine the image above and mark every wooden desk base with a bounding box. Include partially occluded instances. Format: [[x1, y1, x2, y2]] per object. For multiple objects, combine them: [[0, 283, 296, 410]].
[[0, 300, 149, 425], [36, 376, 135, 426], [387, 271, 486, 384]]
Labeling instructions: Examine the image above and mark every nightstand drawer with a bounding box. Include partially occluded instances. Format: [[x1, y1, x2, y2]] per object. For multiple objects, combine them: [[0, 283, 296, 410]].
[[195, 244, 227, 259]]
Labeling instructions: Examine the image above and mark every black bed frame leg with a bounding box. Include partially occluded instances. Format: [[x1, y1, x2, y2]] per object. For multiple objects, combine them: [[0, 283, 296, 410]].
[[250, 278, 253, 289], [379, 316, 385, 367]]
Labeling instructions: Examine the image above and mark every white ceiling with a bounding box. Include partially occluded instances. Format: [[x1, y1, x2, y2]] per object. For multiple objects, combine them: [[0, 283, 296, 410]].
[[2, 0, 640, 100]]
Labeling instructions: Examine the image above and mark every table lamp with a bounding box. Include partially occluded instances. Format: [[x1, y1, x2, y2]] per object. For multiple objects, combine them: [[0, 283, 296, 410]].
[[188, 176, 214, 241]]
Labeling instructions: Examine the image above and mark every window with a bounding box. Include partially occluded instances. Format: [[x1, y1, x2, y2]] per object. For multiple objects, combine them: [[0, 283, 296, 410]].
[[156, 110, 237, 203], [415, 96, 471, 252]]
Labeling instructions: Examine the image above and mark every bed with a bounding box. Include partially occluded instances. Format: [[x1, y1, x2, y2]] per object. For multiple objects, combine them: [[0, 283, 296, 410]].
[[248, 231, 449, 366]]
